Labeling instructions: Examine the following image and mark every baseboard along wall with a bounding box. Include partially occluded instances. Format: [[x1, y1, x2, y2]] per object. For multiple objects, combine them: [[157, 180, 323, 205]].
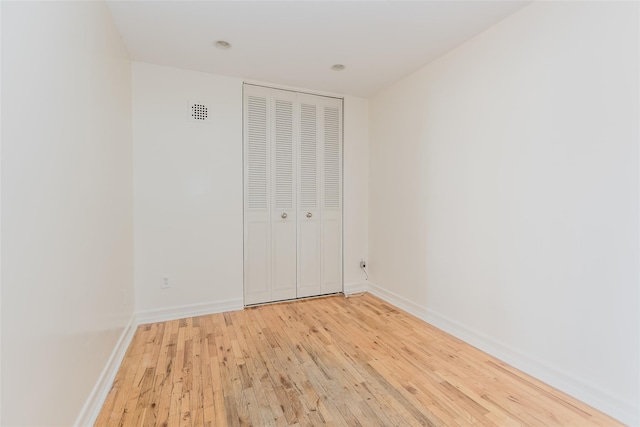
[[135, 298, 245, 325], [74, 297, 243, 426], [73, 316, 138, 427], [364, 281, 638, 427], [75, 281, 637, 427], [344, 281, 368, 294]]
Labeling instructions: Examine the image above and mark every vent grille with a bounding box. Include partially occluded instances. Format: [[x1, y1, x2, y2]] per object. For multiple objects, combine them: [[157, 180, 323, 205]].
[[274, 99, 293, 209], [300, 104, 317, 209], [247, 96, 268, 210], [324, 107, 340, 209], [189, 102, 210, 123]]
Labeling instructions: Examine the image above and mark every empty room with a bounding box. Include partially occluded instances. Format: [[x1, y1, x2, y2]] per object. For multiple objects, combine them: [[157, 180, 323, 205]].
[[1, 0, 638, 426]]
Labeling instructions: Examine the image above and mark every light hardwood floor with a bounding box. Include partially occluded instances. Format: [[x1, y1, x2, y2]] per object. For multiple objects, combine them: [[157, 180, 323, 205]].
[[95, 294, 622, 426]]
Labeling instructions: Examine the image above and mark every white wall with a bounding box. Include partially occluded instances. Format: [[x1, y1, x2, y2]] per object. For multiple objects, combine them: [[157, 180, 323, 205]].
[[344, 96, 369, 287], [1, 2, 134, 426], [369, 2, 639, 425], [0, 1, 4, 422], [133, 63, 370, 315], [133, 63, 244, 314]]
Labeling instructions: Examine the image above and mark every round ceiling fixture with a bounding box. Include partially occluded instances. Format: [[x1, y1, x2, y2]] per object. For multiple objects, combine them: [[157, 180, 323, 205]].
[[214, 40, 232, 50], [331, 64, 346, 71]]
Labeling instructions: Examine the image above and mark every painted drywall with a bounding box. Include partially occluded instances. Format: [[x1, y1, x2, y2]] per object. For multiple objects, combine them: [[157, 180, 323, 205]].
[[133, 62, 369, 314], [344, 96, 369, 287], [0, 1, 3, 422], [369, 1, 639, 425], [133, 62, 244, 314], [1, 2, 134, 426]]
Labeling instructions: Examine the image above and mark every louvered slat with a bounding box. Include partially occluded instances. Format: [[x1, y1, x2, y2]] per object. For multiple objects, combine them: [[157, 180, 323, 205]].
[[274, 99, 293, 209], [247, 95, 268, 210], [324, 107, 340, 209], [300, 104, 317, 209]]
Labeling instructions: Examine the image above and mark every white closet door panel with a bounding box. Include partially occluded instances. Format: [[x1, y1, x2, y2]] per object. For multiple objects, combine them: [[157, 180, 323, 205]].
[[321, 211, 341, 293], [246, 94, 269, 211], [323, 106, 341, 209], [297, 219, 321, 297], [299, 103, 318, 210], [273, 96, 295, 211], [271, 218, 296, 300], [244, 86, 271, 305], [297, 96, 322, 297], [244, 218, 271, 304], [271, 90, 297, 301], [320, 101, 343, 294]]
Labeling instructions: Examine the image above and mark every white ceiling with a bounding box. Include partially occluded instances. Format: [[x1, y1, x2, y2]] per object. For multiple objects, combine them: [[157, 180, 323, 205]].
[[107, 1, 531, 97]]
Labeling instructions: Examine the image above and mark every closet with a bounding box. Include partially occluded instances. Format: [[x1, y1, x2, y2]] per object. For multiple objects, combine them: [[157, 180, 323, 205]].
[[243, 84, 343, 305]]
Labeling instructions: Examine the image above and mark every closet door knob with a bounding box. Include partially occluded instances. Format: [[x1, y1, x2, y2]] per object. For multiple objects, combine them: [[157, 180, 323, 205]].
[[306, 212, 312, 218], [281, 212, 287, 219]]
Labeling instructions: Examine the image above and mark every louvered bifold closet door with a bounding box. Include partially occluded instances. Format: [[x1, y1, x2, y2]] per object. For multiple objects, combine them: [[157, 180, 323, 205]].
[[270, 89, 297, 302], [320, 98, 343, 294], [297, 93, 343, 297], [245, 85, 342, 305], [297, 96, 322, 298], [244, 86, 272, 305]]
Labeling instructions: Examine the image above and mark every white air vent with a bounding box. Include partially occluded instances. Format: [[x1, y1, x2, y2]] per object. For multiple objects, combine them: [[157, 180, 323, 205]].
[[188, 101, 210, 123]]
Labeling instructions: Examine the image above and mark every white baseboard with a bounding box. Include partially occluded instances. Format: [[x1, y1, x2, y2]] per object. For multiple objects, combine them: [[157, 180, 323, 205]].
[[366, 281, 638, 427], [74, 298, 245, 425], [344, 281, 369, 294], [77, 286, 638, 426], [136, 298, 244, 325], [74, 315, 137, 427]]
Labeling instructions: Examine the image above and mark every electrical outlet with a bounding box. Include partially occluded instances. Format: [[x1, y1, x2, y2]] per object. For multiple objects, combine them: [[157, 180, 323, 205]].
[[360, 259, 366, 269], [162, 277, 170, 289]]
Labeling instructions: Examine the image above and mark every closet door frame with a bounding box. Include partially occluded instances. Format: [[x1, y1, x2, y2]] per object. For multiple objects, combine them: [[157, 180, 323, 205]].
[[243, 83, 344, 306]]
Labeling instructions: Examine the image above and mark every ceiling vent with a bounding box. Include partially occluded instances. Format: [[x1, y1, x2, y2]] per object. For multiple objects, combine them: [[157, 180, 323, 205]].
[[188, 101, 210, 123]]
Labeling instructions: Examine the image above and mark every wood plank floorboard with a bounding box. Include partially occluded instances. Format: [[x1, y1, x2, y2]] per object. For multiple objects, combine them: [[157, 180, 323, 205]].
[[95, 294, 622, 426]]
